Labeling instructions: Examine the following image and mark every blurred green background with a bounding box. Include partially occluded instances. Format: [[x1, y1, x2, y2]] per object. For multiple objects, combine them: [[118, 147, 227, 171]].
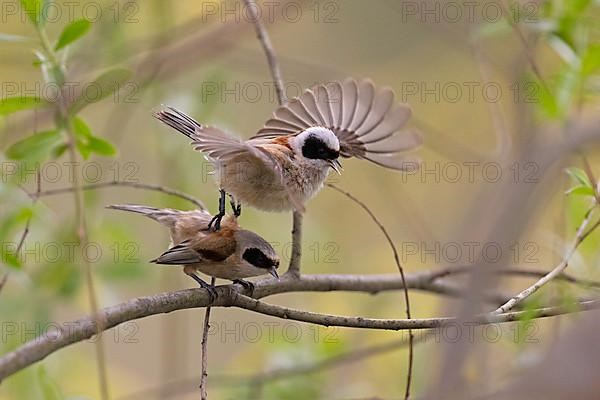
[[2, 0, 600, 399]]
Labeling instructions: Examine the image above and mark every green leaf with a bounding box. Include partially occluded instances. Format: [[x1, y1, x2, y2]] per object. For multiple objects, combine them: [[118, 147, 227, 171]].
[[88, 136, 116, 156], [72, 116, 92, 159], [54, 19, 91, 51], [71, 116, 116, 157], [2, 253, 22, 270], [565, 185, 596, 197], [566, 167, 592, 187], [20, 0, 42, 26], [37, 366, 64, 400], [0, 206, 34, 242], [72, 116, 92, 139], [50, 142, 68, 159], [5, 130, 60, 161], [582, 45, 600, 76], [0, 96, 47, 116], [68, 68, 133, 115], [75, 142, 91, 160], [565, 0, 593, 16], [533, 77, 560, 119]]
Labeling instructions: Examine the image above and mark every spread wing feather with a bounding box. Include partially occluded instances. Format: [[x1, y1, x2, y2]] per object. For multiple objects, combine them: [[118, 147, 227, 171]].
[[252, 78, 421, 171]]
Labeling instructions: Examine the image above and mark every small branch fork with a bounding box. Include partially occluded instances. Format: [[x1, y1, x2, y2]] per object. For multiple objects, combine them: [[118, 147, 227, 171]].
[[493, 205, 600, 314]]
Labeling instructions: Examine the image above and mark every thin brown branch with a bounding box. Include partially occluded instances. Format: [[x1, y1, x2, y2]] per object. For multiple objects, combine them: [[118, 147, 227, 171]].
[[242, 0, 286, 105], [1, 144, 43, 296], [431, 265, 600, 290], [327, 183, 413, 400], [493, 206, 599, 314], [287, 211, 303, 277], [232, 293, 600, 330], [200, 277, 215, 400], [0, 274, 8, 294], [241, 0, 306, 282], [30, 180, 206, 210], [498, 0, 550, 94]]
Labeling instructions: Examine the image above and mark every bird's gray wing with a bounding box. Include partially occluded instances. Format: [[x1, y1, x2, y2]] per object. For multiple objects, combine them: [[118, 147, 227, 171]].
[[154, 106, 278, 167], [251, 78, 422, 171], [151, 227, 239, 266], [151, 240, 204, 265]]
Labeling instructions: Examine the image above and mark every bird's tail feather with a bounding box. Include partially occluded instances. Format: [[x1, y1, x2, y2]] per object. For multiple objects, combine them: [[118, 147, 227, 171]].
[[106, 204, 183, 225], [153, 106, 202, 140]]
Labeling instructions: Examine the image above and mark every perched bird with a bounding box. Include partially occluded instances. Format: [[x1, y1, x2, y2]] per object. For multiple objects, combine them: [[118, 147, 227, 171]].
[[154, 78, 421, 228], [107, 204, 279, 299]]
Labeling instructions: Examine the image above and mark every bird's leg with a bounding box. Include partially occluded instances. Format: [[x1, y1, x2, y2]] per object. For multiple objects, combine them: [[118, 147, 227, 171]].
[[232, 279, 254, 295], [228, 194, 242, 218], [208, 189, 227, 231], [186, 272, 218, 303]]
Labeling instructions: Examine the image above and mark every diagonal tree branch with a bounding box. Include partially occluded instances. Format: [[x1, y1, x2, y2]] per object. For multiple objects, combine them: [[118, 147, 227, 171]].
[[493, 206, 600, 314]]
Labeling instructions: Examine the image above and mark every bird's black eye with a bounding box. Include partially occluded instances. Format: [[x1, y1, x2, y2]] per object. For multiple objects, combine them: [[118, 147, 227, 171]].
[[243, 248, 274, 269], [302, 135, 339, 160]]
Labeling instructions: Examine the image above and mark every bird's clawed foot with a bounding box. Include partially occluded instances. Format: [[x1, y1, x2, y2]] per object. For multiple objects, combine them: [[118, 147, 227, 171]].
[[207, 213, 224, 232], [187, 273, 218, 303], [229, 194, 242, 218], [208, 189, 227, 231], [233, 279, 254, 295]]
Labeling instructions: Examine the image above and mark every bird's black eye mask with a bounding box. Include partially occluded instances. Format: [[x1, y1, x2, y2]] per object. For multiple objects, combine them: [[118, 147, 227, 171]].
[[302, 135, 339, 160], [243, 248, 275, 269]]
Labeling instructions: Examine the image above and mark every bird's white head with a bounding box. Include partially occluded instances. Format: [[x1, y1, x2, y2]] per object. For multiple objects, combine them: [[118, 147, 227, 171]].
[[291, 127, 342, 173]]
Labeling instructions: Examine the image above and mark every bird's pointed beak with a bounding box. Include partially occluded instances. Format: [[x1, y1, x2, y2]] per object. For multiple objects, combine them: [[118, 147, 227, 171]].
[[269, 266, 279, 279], [327, 159, 343, 174]]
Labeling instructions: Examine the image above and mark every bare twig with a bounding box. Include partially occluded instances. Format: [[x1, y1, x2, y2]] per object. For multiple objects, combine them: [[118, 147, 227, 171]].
[[0, 274, 8, 294], [288, 211, 303, 277], [30, 180, 206, 210], [242, 0, 286, 105], [327, 184, 414, 400], [241, 0, 305, 281], [498, 0, 550, 94], [430, 265, 600, 290], [1, 133, 43, 296], [493, 206, 599, 314], [1, 272, 598, 382], [200, 277, 215, 400]]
